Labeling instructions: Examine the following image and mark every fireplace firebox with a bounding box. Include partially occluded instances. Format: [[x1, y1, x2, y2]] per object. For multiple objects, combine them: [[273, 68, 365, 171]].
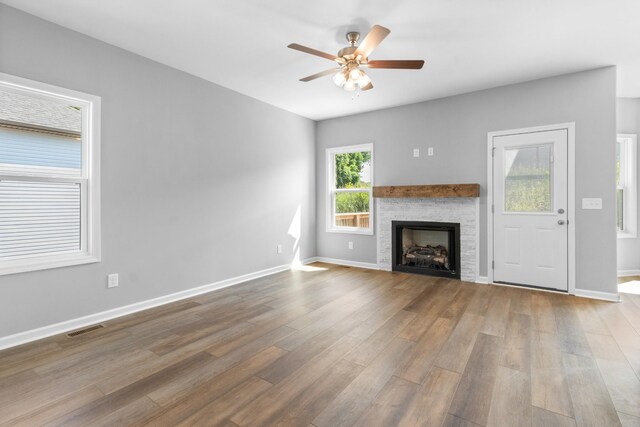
[[392, 220, 461, 279]]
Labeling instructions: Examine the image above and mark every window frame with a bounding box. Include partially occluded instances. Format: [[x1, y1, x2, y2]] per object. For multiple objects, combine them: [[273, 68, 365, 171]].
[[326, 143, 374, 235], [617, 134, 637, 239], [0, 73, 101, 275]]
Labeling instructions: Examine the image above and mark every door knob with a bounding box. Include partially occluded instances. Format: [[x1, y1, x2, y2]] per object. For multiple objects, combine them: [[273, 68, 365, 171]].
[[558, 220, 565, 225]]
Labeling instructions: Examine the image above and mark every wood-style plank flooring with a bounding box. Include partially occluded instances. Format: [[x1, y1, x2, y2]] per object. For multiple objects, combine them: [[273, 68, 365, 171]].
[[1, 264, 639, 426]]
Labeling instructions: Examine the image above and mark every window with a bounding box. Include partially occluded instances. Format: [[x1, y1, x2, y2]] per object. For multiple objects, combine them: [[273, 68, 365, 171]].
[[0, 73, 101, 275], [504, 144, 553, 212], [616, 134, 637, 238], [326, 144, 373, 234]]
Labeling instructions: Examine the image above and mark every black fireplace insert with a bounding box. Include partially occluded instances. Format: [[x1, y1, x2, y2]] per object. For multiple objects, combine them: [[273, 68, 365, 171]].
[[392, 220, 461, 279]]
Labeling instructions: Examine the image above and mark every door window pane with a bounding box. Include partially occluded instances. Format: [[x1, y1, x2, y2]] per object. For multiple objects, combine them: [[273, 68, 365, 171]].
[[504, 144, 552, 212]]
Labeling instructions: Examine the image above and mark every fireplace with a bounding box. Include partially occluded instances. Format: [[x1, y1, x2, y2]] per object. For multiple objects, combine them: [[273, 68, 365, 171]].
[[392, 220, 461, 279]]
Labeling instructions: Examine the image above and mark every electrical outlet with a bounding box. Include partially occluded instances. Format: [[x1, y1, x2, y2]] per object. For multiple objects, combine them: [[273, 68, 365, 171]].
[[107, 273, 119, 288], [413, 148, 420, 157], [276, 244, 283, 254], [582, 198, 602, 209], [348, 241, 354, 250], [428, 147, 434, 156]]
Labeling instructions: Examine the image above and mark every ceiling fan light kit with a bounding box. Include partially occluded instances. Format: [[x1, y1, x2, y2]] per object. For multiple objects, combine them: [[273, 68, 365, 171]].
[[288, 24, 425, 93], [332, 63, 372, 92]]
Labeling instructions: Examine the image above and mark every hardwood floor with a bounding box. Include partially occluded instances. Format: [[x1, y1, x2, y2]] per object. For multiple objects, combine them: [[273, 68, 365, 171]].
[[1, 264, 639, 426]]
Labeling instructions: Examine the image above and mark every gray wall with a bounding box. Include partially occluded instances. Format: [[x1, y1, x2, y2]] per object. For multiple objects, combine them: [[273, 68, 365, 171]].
[[0, 5, 316, 338], [317, 67, 618, 294], [616, 98, 640, 272]]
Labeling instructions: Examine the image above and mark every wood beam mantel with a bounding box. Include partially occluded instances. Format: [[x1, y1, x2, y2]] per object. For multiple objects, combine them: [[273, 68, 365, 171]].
[[372, 183, 480, 198]]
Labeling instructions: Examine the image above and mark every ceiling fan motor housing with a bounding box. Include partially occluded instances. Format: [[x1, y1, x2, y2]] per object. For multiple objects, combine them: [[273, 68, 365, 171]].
[[337, 46, 360, 61]]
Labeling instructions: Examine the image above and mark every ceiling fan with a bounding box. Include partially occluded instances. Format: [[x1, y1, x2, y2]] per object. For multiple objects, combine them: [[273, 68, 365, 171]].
[[288, 24, 424, 92]]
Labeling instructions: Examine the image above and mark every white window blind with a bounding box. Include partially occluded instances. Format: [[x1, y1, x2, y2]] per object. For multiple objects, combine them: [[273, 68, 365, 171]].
[[0, 180, 81, 258]]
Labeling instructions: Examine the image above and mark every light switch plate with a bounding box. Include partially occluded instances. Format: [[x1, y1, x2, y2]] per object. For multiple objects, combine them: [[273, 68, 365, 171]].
[[428, 147, 434, 156], [582, 198, 602, 209], [413, 149, 419, 157]]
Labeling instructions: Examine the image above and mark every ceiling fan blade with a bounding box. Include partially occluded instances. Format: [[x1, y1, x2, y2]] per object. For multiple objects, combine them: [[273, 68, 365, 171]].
[[361, 82, 374, 91], [299, 68, 341, 82], [355, 25, 390, 59], [288, 43, 338, 61], [366, 60, 425, 69]]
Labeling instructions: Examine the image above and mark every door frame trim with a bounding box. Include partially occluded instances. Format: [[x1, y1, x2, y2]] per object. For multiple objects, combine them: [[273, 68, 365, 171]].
[[487, 123, 576, 294]]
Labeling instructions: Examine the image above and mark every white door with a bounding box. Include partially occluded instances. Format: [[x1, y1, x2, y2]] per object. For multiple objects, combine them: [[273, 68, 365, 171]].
[[492, 129, 568, 291]]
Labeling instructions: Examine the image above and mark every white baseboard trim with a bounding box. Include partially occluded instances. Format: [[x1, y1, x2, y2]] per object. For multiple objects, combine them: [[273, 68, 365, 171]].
[[474, 280, 620, 302], [309, 256, 379, 270], [618, 269, 640, 277], [0, 263, 292, 351], [574, 288, 621, 302], [3, 259, 620, 351]]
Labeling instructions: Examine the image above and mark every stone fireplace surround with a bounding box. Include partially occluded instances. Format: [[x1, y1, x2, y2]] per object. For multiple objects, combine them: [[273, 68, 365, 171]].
[[374, 185, 480, 282]]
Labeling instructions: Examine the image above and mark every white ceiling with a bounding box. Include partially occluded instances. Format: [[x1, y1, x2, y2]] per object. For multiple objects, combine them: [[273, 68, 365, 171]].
[[2, 0, 640, 120]]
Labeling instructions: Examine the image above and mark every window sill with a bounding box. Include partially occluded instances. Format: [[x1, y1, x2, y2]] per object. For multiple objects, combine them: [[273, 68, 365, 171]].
[[326, 227, 374, 236], [0, 253, 100, 276], [617, 231, 637, 240]]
